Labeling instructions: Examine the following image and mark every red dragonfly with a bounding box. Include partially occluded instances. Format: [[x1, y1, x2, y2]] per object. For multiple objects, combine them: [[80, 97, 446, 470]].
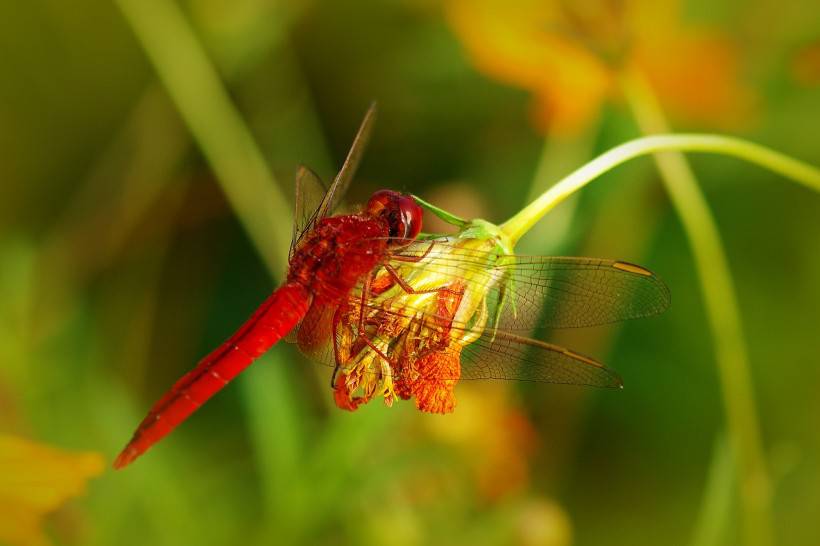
[[114, 104, 670, 469]]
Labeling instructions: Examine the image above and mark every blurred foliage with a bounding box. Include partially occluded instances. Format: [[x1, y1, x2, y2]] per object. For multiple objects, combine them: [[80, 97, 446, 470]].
[[1, 1, 820, 545]]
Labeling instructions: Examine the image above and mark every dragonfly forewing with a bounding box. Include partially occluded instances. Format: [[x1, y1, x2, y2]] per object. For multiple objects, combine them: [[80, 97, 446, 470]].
[[290, 165, 328, 259], [380, 239, 671, 330], [307, 295, 622, 388], [289, 102, 379, 257], [316, 102, 378, 222]]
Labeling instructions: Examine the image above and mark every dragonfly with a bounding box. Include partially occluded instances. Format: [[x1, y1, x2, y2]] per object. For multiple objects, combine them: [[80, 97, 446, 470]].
[[114, 104, 670, 469]]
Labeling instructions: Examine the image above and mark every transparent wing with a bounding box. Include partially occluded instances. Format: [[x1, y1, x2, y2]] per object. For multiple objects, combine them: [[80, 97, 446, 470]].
[[457, 330, 622, 387], [293, 297, 622, 387], [379, 239, 671, 330], [289, 102, 378, 255], [315, 102, 377, 223], [290, 166, 328, 259]]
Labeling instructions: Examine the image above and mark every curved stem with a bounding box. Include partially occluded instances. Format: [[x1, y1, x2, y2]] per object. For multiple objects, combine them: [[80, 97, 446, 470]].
[[500, 135, 820, 246]]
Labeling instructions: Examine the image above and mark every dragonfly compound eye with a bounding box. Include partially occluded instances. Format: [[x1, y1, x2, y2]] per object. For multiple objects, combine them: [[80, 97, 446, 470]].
[[366, 190, 423, 244]]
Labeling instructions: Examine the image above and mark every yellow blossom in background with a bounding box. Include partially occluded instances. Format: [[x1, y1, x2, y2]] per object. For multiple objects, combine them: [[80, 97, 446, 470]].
[[425, 383, 538, 499], [445, 0, 754, 134], [515, 498, 572, 546], [0, 435, 104, 546]]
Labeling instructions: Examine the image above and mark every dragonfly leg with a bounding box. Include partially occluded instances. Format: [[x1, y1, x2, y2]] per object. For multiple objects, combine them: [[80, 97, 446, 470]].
[[329, 271, 399, 391], [358, 272, 373, 335], [355, 270, 397, 367], [330, 305, 344, 388], [369, 242, 437, 296], [329, 300, 391, 387], [383, 263, 463, 297], [391, 240, 436, 263]]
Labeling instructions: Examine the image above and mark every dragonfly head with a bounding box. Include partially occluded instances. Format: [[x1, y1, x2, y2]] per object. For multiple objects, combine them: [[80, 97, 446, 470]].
[[365, 190, 423, 246]]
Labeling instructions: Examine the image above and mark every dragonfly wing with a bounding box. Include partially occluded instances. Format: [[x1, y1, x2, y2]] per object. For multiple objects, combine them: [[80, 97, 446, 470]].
[[290, 165, 328, 258], [289, 103, 378, 257], [386, 241, 670, 329], [315, 102, 378, 221], [292, 291, 621, 389], [457, 330, 622, 387], [293, 299, 338, 364], [491, 255, 670, 329], [323, 294, 622, 387]]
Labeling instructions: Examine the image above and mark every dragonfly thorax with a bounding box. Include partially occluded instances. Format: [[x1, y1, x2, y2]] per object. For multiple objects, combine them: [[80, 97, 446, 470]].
[[287, 215, 390, 303]]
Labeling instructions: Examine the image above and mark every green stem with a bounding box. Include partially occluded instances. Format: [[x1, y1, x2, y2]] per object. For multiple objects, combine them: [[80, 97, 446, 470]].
[[500, 135, 820, 246], [690, 434, 735, 546], [115, 0, 291, 275], [621, 70, 773, 546]]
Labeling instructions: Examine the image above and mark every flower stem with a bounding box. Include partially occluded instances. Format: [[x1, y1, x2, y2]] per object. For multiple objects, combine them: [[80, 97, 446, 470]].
[[500, 134, 820, 246], [690, 433, 734, 546], [115, 0, 292, 276], [620, 69, 773, 546]]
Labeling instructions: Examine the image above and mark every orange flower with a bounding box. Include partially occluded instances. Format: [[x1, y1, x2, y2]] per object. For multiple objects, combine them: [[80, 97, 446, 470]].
[[445, 0, 753, 134], [333, 278, 469, 413], [0, 435, 104, 546], [393, 282, 467, 413], [333, 373, 364, 411], [398, 348, 462, 413]]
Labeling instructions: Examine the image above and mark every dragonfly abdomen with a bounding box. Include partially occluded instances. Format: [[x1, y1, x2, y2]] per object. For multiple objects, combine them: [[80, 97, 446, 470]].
[[113, 282, 311, 469]]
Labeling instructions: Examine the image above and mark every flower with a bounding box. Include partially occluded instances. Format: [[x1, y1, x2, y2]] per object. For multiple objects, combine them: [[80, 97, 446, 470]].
[[392, 280, 467, 413], [332, 236, 502, 413], [0, 435, 104, 546], [445, 0, 754, 134], [515, 497, 573, 546], [423, 383, 538, 499]]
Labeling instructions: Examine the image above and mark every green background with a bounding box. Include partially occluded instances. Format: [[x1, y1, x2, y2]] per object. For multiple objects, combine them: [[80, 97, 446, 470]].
[[1, 1, 819, 545]]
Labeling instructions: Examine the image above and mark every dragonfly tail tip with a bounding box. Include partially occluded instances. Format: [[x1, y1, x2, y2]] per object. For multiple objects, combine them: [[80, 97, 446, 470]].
[[112, 447, 137, 470]]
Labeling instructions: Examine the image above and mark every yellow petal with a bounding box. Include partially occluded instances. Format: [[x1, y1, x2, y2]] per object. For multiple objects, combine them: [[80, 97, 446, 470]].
[[635, 30, 756, 127], [515, 498, 573, 546], [0, 435, 104, 546], [445, 0, 754, 132], [445, 0, 611, 134]]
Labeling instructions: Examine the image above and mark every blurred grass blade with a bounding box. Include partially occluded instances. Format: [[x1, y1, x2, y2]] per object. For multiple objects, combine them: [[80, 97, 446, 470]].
[[690, 434, 735, 546], [622, 68, 773, 546], [115, 0, 291, 275], [240, 350, 308, 539]]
